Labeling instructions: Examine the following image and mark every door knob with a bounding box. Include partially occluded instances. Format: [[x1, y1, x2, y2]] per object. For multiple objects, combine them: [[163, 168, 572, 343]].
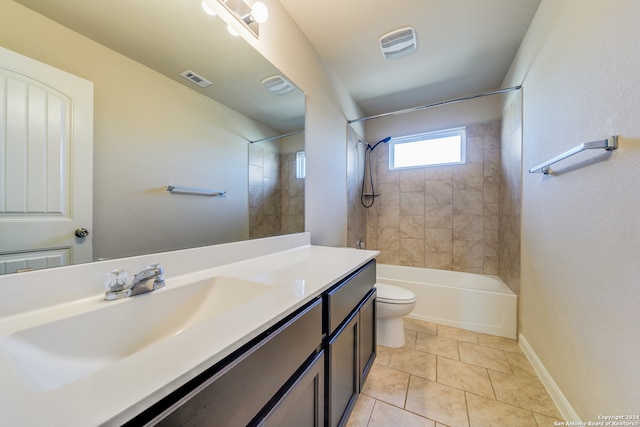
[[75, 228, 89, 238]]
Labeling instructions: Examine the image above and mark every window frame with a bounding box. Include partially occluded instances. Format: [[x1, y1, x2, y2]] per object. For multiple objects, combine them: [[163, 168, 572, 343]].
[[295, 151, 306, 179], [388, 127, 467, 170]]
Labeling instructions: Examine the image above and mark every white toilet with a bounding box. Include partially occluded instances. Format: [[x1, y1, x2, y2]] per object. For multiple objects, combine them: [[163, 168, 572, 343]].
[[375, 283, 417, 348]]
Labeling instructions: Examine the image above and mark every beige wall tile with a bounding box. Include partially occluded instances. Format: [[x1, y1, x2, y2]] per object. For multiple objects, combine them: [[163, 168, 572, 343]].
[[425, 228, 452, 253], [424, 204, 453, 228], [424, 180, 452, 204], [453, 240, 483, 268], [425, 252, 453, 270], [366, 120, 507, 276], [400, 215, 425, 239], [400, 238, 425, 267], [400, 192, 425, 216], [453, 215, 484, 242], [400, 168, 425, 192]]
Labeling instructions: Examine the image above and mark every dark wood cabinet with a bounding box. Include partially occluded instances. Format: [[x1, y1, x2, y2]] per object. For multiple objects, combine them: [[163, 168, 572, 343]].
[[258, 351, 324, 427], [325, 261, 377, 427], [358, 289, 376, 387]]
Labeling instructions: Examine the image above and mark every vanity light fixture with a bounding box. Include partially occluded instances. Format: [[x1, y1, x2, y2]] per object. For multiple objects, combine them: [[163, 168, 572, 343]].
[[216, 0, 268, 38], [201, 1, 217, 16], [227, 24, 241, 36]]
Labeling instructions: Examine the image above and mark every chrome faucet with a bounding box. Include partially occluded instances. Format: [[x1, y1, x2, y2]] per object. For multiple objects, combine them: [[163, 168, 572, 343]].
[[104, 263, 165, 300], [130, 263, 165, 296]]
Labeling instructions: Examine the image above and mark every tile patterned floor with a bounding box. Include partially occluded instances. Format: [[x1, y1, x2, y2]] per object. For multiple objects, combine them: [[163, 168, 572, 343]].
[[346, 318, 564, 427]]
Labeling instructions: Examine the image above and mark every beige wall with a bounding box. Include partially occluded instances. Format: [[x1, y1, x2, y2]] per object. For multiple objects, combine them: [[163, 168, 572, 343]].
[[503, 0, 640, 418], [0, 1, 273, 260]]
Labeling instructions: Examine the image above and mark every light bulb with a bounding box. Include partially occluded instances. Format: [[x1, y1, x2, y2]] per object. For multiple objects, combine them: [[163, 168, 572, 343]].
[[251, 1, 268, 23], [227, 24, 240, 37], [200, 1, 216, 16]]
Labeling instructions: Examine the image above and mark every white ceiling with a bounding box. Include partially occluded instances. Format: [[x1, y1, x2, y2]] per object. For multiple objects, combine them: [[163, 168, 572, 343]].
[[279, 0, 541, 118], [13, 0, 541, 129]]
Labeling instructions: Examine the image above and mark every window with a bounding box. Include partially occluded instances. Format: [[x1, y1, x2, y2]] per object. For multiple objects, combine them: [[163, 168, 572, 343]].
[[389, 127, 466, 170], [296, 151, 306, 179]]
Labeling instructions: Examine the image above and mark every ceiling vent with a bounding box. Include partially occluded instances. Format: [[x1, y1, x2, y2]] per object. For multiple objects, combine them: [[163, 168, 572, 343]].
[[180, 70, 212, 88], [261, 75, 294, 95], [379, 27, 417, 59]]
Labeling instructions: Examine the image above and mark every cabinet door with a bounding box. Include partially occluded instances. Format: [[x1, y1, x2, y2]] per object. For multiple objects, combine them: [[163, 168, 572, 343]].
[[142, 298, 322, 427], [257, 351, 324, 427], [326, 310, 359, 427], [359, 289, 376, 387]]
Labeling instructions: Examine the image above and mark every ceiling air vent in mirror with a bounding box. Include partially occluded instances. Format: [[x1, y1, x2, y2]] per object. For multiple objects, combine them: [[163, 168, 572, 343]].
[[379, 27, 417, 59], [261, 75, 294, 95], [180, 70, 212, 88]]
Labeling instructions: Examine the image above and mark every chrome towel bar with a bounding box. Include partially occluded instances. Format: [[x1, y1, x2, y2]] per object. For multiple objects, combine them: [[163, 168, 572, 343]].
[[166, 185, 226, 196], [529, 135, 618, 174]]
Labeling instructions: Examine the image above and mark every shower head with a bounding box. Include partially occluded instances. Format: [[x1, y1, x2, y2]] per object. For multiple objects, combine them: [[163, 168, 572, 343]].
[[368, 136, 392, 151]]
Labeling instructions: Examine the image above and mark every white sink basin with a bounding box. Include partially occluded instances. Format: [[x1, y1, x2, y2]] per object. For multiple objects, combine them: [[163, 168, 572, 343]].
[[0, 276, 272, 391]]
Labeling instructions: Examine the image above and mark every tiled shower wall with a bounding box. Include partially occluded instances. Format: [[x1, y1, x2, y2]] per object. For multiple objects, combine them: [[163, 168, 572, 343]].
[[499, 95, 523, 294], [248, 145, 304, 239], [347, 126, 367, 249], [365, 120, 501, 274]]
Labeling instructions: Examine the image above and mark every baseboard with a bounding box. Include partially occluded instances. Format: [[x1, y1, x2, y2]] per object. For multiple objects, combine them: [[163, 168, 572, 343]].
[[518, 334, 581, 422]]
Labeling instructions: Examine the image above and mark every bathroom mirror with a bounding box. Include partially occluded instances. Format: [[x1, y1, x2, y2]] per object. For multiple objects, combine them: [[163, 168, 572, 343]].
[[0, 0, 305, 274]]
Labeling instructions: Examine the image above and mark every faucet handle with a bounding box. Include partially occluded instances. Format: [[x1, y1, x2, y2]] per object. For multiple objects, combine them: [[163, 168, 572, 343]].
[[148, 263, 165, 290], [104, 269, 132, 300]]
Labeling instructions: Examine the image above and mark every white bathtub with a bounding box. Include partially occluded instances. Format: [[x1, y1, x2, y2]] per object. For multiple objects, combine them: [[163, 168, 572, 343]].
[[376, 264, 517, 339]]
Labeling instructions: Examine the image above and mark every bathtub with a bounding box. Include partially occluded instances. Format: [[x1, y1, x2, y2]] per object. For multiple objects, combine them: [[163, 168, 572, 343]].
[[376, 264, 517, 339]]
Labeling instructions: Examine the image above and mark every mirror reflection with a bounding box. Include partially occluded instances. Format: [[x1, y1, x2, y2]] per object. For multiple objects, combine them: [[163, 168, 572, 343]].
[[0, 0, 305, 274]]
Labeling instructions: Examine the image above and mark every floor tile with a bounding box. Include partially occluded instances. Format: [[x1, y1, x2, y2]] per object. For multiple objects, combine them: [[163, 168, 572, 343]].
[[415, 332, 460, 360], [404, 317, 438, 335], [437, 324, 479, 344], [346, 319, 563, 427], [406, 376, 469, 427], [504, 350, 538, 378], [403, 328, 418, 349], [458, 341, 512, 374], [361, 363, 410, 408], [532, 411, 565, 426], [437, 356, 495, 399], [345, 394, 375, 427], [476, 332, 521, 353], [466, 392, 538, 427], [489, 370, 562, 418], [388, 347, 437, 381], [375, 345, 393, 366], [368, 400, 435, 427]]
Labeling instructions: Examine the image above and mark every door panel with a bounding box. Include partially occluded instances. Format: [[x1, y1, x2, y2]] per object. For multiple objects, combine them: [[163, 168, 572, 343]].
[[0, 47, 93, 274]]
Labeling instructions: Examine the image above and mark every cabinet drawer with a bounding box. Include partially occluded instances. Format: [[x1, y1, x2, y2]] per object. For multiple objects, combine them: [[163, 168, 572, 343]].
[[149, 297, 323, 426], [325, 260, 375, 336]]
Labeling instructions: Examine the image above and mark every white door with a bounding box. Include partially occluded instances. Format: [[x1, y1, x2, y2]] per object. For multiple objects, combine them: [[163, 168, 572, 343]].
[[0, 47, 93, 274]]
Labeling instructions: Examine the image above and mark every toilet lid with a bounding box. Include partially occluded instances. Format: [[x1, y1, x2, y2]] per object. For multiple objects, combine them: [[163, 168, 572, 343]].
[[375, 283, 416, 304]]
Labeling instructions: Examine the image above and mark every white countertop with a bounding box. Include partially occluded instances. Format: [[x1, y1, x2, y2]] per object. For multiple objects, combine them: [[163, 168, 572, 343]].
[[0, 242, 378, 426]]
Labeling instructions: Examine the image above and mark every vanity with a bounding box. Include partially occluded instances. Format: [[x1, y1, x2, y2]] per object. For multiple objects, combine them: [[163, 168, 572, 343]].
[[0, 233, 378, 426]]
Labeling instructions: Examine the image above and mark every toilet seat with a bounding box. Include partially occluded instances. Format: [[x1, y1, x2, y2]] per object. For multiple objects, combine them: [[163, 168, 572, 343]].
[[375, 283, 416, 304]]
